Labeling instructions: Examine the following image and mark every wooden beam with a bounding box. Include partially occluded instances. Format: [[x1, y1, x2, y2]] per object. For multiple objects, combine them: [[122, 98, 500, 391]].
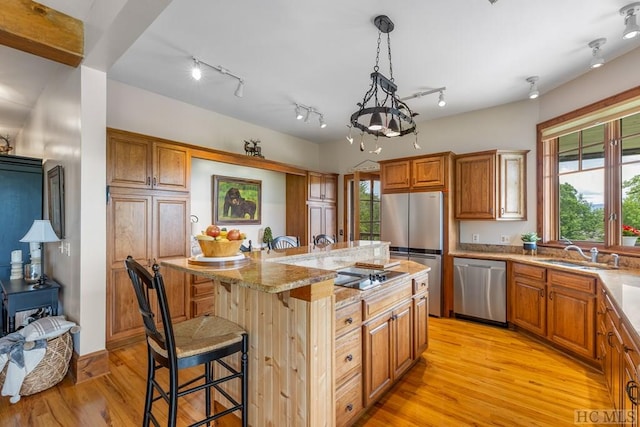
[[0, 0, 83, 67]]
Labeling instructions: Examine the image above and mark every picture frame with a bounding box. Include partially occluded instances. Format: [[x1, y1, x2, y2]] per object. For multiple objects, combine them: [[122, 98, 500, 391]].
[[47, 165, 65, 239], [213, 175, 261, 225]]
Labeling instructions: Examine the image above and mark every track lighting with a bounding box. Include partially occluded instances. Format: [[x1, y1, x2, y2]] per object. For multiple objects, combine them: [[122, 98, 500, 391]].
[[190, 56, 245, 98], [526, 76, 539, 99], [620, 3, 640, 40], [588, 38, 606, 69], [293, 103, 327, 129], [402, 86, 447, 108]]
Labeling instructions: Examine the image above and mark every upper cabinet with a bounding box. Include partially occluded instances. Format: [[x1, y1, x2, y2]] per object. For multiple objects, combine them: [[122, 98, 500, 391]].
[[454, 150, 528, 220], [380, 153, 450, 193], [107, 128, 190, 192], [308, 171, 337, 203]]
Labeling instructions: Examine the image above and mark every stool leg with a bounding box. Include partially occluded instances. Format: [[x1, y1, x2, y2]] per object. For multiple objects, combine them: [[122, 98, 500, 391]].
[[143, 349, 154, 427], [168, 361, 178, 427], [205, 361, 211, 425], [241, 334, 249, 427]]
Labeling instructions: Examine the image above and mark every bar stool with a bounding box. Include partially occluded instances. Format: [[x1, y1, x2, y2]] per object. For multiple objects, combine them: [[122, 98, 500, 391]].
[[124, 256, 248, 427]]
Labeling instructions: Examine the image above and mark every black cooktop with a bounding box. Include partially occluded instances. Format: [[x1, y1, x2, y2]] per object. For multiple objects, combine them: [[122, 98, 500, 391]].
[[334, 267, 407, 290]]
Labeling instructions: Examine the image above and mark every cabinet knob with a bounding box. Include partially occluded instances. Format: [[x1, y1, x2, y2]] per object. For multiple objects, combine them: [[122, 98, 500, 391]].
[[345, 354, 353, 362], [346, 403, 354, 412], [345, 317, 353, 324]]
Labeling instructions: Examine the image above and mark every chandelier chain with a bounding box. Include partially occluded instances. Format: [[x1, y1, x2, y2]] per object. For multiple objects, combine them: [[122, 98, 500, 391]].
[[374, 31, 381, 73], [387, 32, 394, 82]]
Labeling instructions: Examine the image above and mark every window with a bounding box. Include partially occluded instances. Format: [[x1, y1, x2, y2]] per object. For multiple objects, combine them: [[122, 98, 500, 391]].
[[358, 178, 381, 240], [538, 87, 640, 251]]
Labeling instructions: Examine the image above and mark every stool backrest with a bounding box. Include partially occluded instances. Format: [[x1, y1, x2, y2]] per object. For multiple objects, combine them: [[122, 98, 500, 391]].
[[270, 235, 299, 249], [313, 234, 335, 246], [124, 256, 175, 360]]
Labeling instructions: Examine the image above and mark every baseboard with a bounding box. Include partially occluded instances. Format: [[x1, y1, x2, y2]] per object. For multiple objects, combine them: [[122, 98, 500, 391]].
[[70, 348, 110, 384]]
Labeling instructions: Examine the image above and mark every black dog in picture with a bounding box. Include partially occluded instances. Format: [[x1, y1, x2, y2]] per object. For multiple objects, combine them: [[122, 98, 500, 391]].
[[223, 188, 257, 219]]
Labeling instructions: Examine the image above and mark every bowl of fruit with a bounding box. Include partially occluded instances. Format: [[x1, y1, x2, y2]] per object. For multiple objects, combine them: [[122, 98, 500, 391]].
[[196, 225, 246, 257]]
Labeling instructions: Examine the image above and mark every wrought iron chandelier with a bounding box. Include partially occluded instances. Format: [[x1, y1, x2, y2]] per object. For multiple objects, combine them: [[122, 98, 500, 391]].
[[350, 15, 417, 139]]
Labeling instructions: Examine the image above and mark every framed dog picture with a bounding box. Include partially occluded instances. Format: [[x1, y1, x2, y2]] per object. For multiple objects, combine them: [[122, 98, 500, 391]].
[[213, 175, 261, 225]]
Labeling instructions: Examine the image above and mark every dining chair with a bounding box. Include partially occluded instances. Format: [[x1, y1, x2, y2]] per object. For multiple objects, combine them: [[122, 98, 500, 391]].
[[124, 256, 249, 427], [270, 235, 299, 249], [313, 234, 336, 246]]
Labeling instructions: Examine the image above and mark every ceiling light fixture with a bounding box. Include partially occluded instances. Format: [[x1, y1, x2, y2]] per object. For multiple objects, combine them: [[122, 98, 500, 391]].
[[526, 76, 540, 99], [294, 103, 327, 129], [346, 125, 354, 144], [402, 86, 447, 108], [190, 56, 245, 98], [588, 38, 606, 69], [350, 15, 417, 140], [620, 2, 640, 40]]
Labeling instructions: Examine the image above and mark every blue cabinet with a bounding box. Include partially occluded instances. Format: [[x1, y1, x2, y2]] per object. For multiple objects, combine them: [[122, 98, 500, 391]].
[[0, 155, 43, 279]]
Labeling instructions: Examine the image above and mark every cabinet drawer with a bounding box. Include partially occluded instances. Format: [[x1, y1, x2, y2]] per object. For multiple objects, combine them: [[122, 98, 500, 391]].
[[413, 273, 429, 295], [192, 274, 212, 285], [336, 328, 362, 386], [192, 281, 215, 298], [620, 321, 640, 368], [548, 270, 596, 294], [363, 281, 412, 320], [513, 263, 546, 281], [336, 372, 363, 427], [336, 302, 362, 337], [191, 297, 214, 317]]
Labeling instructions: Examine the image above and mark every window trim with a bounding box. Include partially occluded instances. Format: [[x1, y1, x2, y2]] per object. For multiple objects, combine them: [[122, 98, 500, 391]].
[[537, 85, 640, 254]]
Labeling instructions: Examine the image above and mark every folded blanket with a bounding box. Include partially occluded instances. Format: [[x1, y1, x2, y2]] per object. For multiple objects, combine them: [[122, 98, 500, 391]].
[[0, 334, 47, 403]]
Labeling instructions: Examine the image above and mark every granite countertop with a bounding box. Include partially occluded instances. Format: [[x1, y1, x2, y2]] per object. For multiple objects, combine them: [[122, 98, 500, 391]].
[[451, 250, 640, 342]]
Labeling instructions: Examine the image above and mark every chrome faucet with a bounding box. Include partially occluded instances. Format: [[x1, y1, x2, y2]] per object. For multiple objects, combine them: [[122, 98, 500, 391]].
[[564, 245, 599, 263], [611, 253, 619, 268]]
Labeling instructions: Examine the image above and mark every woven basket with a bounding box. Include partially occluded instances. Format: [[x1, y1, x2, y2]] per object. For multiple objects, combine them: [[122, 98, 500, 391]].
[[0, 331, 73, 396]]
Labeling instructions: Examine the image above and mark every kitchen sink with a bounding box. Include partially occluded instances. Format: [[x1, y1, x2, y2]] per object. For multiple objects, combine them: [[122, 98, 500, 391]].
[[536, 259, 611, 270]]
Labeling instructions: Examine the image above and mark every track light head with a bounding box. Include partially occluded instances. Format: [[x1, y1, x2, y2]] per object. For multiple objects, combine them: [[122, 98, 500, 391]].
[[437, 91, 446, 107], [234, 80, 244, 98], [588, 38, 606, 69], [620, 3, 640, 39], [526, 76, 539, 99], [319, 115, 327, 129], [191, 58, 202, 81]]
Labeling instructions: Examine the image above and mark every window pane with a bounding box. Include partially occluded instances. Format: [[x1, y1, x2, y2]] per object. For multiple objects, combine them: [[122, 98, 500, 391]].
[[622, 164, 640, 247], [622, 135, 640, 162], [559, 170, 604, 242], [559, 133, 579, 153], [622, 113, 640, 137], [582, 124, 604, 145], [582, 143, 604, 169], [559, 149, 579, 173]]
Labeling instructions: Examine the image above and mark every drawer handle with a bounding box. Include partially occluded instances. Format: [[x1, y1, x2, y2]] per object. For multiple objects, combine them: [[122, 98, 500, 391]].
[[623, 344, 634, 353], [627, 381, 638, 405], [539, 289, 545, 298], [346, 403, 354, 412], [345, 354, 353, 362], [345, 317, 353, 325], [548, 291, 553, 300], [607, 331, 614, 348], [420, 296, 426, 301]]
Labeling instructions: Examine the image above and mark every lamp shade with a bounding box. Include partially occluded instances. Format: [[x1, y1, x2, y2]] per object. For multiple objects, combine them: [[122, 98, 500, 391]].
[[20, 220, 60, 243]]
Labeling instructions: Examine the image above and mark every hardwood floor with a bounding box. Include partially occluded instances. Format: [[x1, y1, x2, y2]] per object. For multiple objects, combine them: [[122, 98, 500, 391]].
[[0, 317, 611, 426]]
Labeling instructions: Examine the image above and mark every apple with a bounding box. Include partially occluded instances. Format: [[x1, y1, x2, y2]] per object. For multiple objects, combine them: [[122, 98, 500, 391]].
[[206, 225, 220, 237], [227, 229, 241, 241]]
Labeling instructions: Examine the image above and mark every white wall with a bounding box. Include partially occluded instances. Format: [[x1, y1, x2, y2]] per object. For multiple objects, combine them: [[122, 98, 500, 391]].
[[191, 158, 286, 248], [107, 80, 322, 171], [16, 65, 107, 355]]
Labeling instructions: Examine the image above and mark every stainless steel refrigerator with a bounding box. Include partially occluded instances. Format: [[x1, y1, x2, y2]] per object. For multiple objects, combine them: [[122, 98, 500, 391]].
[[381, 191, 443, 316]]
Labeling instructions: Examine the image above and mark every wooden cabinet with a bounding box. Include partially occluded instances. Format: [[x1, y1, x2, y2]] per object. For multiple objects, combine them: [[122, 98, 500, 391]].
[[308, 171, 337, 202], [510, 263, 596, 360], [106, 189, 189, 347], [190, 275, 215, 317], [107, 128, 190, 192], [380, 153, 449, 193], [598, 287, 640, 424], [454, 150, 527, 220], [413, 273, 429, 357], [308, 202, 336, 245], [334, 302, 363, 427]]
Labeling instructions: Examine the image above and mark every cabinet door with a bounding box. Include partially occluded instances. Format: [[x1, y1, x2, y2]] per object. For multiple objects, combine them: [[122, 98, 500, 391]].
[[107, 133, 152, 189], [154, 195, 189, 323], [511, 276, 546, 336], [393, 301, 413, 378], [547, 286, 596, 359], [623, 354, 639, 427], [363, 313, 393, 405], [412, 156, 445, 189], [498, 152, 526, 220], [106, 192, 152, 342], [324, 204, 337, 239], [455, 153, 495, 219], [152, 142, 190, 192], [381, 160, 410, 192], [308, 203, 324, 243], [308, 172, 324, 201], [413, 293, 429, 356], [323, 174, 337, 203]]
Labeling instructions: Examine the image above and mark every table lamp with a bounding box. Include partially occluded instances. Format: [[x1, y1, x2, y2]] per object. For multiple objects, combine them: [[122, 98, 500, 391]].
[[19, 219, 60, 286]]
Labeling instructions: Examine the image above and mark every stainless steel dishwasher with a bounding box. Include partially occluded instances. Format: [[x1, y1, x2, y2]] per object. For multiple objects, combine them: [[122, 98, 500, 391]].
[[453, 258, 506, 325]]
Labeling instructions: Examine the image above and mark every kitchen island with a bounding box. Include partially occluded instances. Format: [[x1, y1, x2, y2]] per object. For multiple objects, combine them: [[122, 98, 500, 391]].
[[162, 241, 429, 427]]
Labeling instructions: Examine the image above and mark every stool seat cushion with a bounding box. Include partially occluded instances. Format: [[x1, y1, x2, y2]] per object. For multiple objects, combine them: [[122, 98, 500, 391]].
[[149, 315, 245, 359]]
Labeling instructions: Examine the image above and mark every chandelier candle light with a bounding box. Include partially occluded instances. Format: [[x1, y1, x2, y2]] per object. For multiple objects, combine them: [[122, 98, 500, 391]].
[[350, 15, 418, 146]]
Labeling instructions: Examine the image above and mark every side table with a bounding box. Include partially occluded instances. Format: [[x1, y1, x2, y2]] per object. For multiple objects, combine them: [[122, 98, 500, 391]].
[[0, 277, 60, 335]]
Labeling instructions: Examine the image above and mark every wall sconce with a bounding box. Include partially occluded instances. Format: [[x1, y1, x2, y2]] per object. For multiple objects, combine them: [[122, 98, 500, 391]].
[[191, 57, 245, 98]]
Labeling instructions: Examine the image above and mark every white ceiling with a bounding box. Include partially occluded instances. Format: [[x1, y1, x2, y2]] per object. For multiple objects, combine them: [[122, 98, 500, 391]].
[[2, 0, 640, 145]]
